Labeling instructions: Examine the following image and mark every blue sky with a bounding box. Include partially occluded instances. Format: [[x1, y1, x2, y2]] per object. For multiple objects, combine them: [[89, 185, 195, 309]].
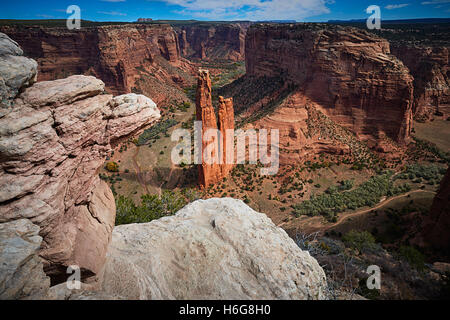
[[1, 0, 449, 22]]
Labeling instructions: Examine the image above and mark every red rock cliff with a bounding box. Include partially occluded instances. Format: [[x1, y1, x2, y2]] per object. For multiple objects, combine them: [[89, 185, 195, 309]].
[[175, 23, 250, 61], [0, 24, 195, 105], [390, 44, 450, 121], [196, 70, 235, 188], [245, 24, 414, 145]]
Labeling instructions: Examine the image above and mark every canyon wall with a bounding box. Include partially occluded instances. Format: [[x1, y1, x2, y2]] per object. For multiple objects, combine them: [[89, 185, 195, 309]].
[[0, 24, 195, 105], [245, 24, 414, 145], [0, 33, 161, 282], [390, 44, 450, 121], [196, 70, 235, 188], [175, 22, 250, 61], [423, 167, 450, 256]]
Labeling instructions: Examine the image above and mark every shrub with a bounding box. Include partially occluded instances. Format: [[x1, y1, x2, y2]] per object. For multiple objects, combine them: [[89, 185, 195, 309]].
[[115, 190, 191, 225], [399, 246, 425, 271], [106, 162, 119, 172], [342, 230, 376, 253]]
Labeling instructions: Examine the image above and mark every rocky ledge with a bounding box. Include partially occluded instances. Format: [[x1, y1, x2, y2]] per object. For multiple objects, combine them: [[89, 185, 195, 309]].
[[0, 33, 161, 282]]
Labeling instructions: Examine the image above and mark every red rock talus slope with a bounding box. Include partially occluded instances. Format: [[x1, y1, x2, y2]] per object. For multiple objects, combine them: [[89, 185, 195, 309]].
[[0, 24, 195, 105], [0, 33, 161, 282], [245, 24, 414, 145], [423, 167, 450, 255], [196, 70, 235, 187], [175, 22, 250, 61], [390, 44, 450, 121]]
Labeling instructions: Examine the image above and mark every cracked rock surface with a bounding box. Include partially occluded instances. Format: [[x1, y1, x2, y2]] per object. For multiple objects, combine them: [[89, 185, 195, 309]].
[[99, 198, 328, 300]]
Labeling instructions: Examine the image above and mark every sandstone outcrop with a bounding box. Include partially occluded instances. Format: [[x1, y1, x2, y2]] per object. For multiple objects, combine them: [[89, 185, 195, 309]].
[[0, 219, 50, 299], [175, 22, 250, 61], [98, 198, 327, 300], [0, 33, 161, 282], [196, 70, 235, 187], [244, 24, 414, 145], [0, 24, 195, 105], [218, 96, 235, 178]]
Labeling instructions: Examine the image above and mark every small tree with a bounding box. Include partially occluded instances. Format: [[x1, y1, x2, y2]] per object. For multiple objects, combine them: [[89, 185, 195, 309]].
[[106, 161, 119, 172]]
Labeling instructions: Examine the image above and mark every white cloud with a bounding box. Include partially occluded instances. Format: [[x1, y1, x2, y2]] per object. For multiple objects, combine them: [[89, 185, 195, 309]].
[[421, 0, 450, 4], [98, 11, 127, 16], [385, 3, 410, 10], [158, 0, 332, 21]]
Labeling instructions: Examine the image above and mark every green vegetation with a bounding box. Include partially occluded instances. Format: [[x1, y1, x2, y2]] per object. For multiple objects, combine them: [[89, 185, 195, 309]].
[[137, 119, 178, 146], [325, 180, 354, 194], [413, 137, 450, 164], [292, 172, 411, 221], [398, 246, 426, 271], [397, 163, 446, 184], [342, 230, 376, 253], [115, 189, 201, 225]]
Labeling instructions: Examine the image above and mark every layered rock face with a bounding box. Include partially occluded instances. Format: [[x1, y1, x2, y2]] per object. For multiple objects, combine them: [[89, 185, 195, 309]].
[[196, 70, 235, 187], [99, 198, 327, 300], [245, 24, 414, 145], [0, 33, 161, 282], [423, 167, 450, 256], [390, 44, 450, 121], [175, 22, 250, 61], [0, 24, 194, 105]]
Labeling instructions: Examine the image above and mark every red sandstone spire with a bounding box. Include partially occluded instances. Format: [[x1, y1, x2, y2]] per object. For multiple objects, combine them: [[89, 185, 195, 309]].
[[196, 70, 235, 188]]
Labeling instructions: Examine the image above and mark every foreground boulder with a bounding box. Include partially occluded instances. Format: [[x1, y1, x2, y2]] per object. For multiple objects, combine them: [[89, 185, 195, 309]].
[[0, 219, 50, 299], [99, 198, 327, 300]]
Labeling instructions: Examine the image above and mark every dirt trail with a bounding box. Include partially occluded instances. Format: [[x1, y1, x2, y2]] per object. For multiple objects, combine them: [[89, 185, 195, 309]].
[[132, 146, 151, 195], [321, 189, 436, 232], [157, 163, 176, 196], [277, 189, 436, 232]]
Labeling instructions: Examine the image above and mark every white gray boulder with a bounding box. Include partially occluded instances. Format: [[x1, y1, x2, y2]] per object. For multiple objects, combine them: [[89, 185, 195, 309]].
[[0, 219, 50, 299], [99, 198, 327, 300], [0, 33, 37, 111]]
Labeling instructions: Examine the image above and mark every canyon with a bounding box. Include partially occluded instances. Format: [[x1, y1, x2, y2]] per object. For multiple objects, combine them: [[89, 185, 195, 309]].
[[242, 24, 414, 147], [0, 18, 449, 301], [174, 22, 250, 61], [0, 32, 327, 300], [0, 24, 195, 105], [391, 44, 450, 121], [375, 24, 450, 122]]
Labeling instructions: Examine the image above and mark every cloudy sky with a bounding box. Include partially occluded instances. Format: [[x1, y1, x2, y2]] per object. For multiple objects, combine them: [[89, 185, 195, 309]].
[[1, 0, 450, 22]]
